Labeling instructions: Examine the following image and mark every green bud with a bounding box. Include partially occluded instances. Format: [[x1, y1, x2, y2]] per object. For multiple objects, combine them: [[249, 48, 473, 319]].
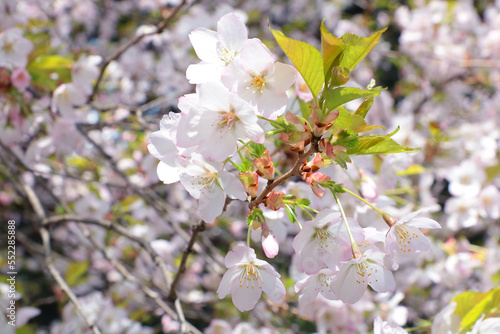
[[330, 66, 350, 86]]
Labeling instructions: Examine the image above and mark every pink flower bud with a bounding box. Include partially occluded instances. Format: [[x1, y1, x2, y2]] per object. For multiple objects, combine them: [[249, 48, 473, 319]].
[[239, 171, 259, 198], [305, 153, 333, 172], [312, 107, 339, 137], [282, 112, 312, 151], [253, 149, 275, 180], [10, 68, 31, 92], [302, 172, 331, 197], [261, 222, 279, 258], [264, 191, 285, 211], [359, 169, 378, 201]]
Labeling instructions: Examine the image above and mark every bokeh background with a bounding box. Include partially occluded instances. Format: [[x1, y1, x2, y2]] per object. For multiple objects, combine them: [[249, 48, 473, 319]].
[[1, 0, 499, 333]]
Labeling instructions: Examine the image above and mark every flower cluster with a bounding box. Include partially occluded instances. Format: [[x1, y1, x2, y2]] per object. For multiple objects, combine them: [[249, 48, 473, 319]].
[[148, 13, 296, 222]]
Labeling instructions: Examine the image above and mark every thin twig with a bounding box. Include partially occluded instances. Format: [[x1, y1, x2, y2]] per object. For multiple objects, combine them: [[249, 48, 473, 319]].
[[250, 137, 319, 209], [42, 214, 174, 289], [89, 0, 188, 102], [84, 230, 202, 334], [11, 163, 102, 334], [167, 221, 206, 301]]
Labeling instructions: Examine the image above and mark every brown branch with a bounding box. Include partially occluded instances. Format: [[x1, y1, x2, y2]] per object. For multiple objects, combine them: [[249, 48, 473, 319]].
[[249, 138, 319, 209], [167, 221, 206, 301], [89, 0, 188, 102], [85, 231, 202, 334], [8, 160, 103, 334], [42, 214, 174, 289]]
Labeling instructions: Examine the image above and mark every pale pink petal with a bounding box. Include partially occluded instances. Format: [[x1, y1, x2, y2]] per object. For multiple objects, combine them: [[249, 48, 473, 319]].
[[225, 246, 256, 267], [295, 243, 323, 275], [186, 62, 223, 84], [405, 217, 441, 229], [231, 275, 262, 311], [147, 132, 176, 161], [197, 81, 231, 111], [365, 262, 395, 293], [156, 161, 180, 184], [189, 28, 219, 62], [219, 171, 246, 201], [198, 185, 225, 222], [260, 268, 286, 304], [257, 89, 287, 119], [234, 122, 265, 144], [237, 39, 274, 73], [397, 207, 433, 225], [331, 262, 366, 304], [217, 266, 241, 299], [198, 129, 238, 161], [267, 62, 296, 92], [216, 13, 248, 52], [292, 224, 315, 252]]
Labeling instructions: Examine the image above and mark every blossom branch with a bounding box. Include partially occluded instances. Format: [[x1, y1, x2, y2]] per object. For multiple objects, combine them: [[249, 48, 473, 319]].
[[249, 137, 320, 209]]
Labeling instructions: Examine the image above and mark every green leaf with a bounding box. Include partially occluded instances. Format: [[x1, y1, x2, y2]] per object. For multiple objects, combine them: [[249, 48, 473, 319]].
[[27, 55, 73, 90], [453, 287, 500, 332], [285, 204, 298, 223], [334, 130, 359, 149], [324, 86, 382, 111], [28, 55, 73, 71], [321, 181, 345, 195], [355, 96, 374, 118], [270, 25, 324, 98], [320, 21, 345, 77], [247, 142, 266, 159], [295, 198, 311, 207], [330, 107, 384, 134], [247, 208, 265, 226], [339, 27, 387, 71], [485, 164, 500, 184], [65, 261, 89, 286], [347, 127, 420, 155]]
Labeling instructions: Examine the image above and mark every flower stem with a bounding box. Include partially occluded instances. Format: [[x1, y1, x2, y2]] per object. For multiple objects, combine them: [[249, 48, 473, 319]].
[[223, 140, 253, 167], [247, 220, 252, 247], [333, 192, 355, 245], [341, 186, 386, 216], [334, 193, 363, 258]]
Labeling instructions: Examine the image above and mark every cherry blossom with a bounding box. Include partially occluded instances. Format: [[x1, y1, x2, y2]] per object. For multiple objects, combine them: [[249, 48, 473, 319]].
[[217, 245, 286, 312], [186, 13, 249, 84], [447, 160, 486, 197], [373, 316, 408, 334], [294, 268, 338, 306], [331, 249, 395, 304], [478, 185, 500, 220], [445, 196, 480, 231], [10, 67, 31, 92], [222, 39, 296, 119], [179, 153, 246, 222], [292, 209, 364, 274], [176, 81, 265, 161], [430, 302, 461, 334], [0, 28, 33, 69], [147, 112, 187, 184], [71, 54, 102, 94], [51, 83, 87, 117], [384, 208, 441, 268]]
